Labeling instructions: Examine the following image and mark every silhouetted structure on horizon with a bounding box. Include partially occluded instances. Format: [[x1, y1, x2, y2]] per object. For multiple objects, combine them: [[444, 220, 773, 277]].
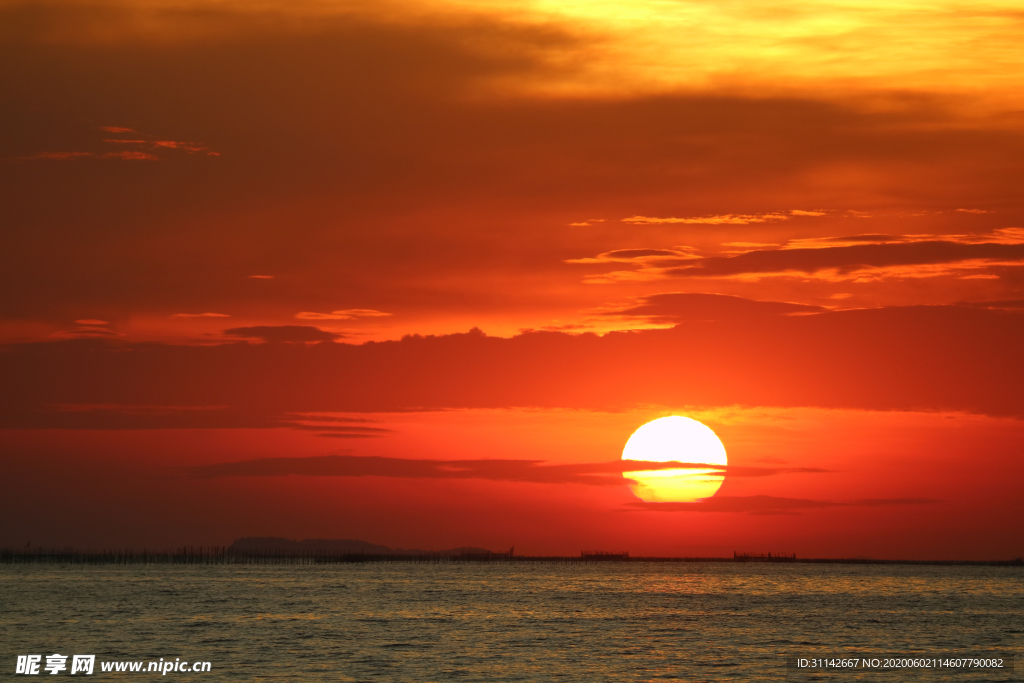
[[734, 551, 797, 562], [581, 551, 630, 561], [1, 543, 1020, 567]]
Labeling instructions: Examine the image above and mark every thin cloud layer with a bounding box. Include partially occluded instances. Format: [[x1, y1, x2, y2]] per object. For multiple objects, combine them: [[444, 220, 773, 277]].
[[604, 293, 825, 324], [623, 214, 790, 225], [667, 241, 1024, 278], [629, 496, 939, 515], [3, 303, 1024, 431], [222, 325, 343, 342], [295, 309, 391, 321], [186, 454, 827, 485], [574, 230, 1024, 285], [19, 126, 218, 162]]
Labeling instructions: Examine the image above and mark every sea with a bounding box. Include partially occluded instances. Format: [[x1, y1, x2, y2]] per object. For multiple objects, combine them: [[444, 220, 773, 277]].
[[2, 562, 1020, 681]]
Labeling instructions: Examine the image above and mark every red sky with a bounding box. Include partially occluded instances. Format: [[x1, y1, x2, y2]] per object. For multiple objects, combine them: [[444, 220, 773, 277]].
[[2, 0, 1022, 558]]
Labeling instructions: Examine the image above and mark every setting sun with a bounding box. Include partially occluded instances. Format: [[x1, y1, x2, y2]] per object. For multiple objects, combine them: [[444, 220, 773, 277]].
[[621, 416, 728, 503]]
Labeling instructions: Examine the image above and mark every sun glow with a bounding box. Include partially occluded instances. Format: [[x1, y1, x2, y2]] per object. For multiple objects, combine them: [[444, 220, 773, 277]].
[[621, 416, 727, 503]]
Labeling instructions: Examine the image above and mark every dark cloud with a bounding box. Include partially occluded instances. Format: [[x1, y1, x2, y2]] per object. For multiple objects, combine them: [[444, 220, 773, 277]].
[[3, 303, 1024, 429], [188, 454, 627, 485], [281, 423, 390, 437], [1, 3, 1023, 322], [606, 292, 825, 323], [185, 454, 821, 484], [630, 496, 939, 514], [222, 325, 343, 342], [665, 241, 1024, 278], [955, 299, 1024, 310]]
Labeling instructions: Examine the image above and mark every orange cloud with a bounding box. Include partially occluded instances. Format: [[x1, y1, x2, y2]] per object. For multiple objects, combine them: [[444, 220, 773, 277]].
[[295, 309, 391, 320], [222, 325, 343, 343], [629, 496, 938, 514], [102, 151, 159, 161], [623, 213, 789, 225]]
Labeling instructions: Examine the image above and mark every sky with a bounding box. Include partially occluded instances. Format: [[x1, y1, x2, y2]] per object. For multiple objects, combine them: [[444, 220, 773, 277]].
[[2, 0, 1023, 559]]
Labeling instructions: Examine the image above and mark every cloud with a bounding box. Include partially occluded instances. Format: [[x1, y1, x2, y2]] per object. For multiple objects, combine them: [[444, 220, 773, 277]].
[[334, 309, 392, 317], [222, 325, 343, 342], [185, 454, 824, 484], [171, 312, 230, 318], [4, 2, 1024, 326], [663, 240, 1024, 279], [295, 309, 391, 320], [955, 299, 1024, 310], [629, 496, 939, 514], [566, 248, 695, 265], [74, 319, 109, 325], [632, 208, 832, 223], [247, 275, 274, 279], [21, 127, 217, 163], [294, 312, 346, 320], [24, 150, 159, 161], [604, 293, 825, 324], [570, 230, 1024, 285], [153, 140, 212, 153], [100, 151, 159, 161], [623, 214, 789, 225], [4, 304, 1024, 429], [50, 327, 123, 339], [276, 424, 391, 438]]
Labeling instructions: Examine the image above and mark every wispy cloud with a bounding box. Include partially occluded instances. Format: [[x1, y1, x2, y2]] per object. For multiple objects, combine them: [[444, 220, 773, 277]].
[[172, 312, 230, 318], [22, 126, 218, 161], [572, 228, 1024, 284], [623, 213, 790, 225], [101, 151, 158, 161], [565, 247, 696, 265], [222, 325, 343, 343], [629, 496, 939, 514], [295, 309, 391, 320], [47, 319, 122, 339], [602, 293, 825, 324]]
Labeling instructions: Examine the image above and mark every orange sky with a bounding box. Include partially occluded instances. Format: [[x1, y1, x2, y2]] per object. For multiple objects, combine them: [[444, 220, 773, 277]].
[[1, 0, 1022, 558]]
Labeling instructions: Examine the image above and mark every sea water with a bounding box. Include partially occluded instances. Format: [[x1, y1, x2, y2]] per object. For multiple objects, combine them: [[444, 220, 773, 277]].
[[1, 562, 1020, 681]]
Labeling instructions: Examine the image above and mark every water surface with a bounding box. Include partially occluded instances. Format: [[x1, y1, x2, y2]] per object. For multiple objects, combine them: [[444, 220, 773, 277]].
[[2, 562, 1020, 681]]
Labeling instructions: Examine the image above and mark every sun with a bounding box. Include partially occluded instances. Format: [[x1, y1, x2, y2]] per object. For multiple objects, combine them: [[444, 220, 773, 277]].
[[621, 416, 727, 502]]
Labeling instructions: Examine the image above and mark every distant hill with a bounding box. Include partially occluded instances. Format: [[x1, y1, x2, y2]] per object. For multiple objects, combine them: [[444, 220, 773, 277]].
[[229, 537, 496, 556]]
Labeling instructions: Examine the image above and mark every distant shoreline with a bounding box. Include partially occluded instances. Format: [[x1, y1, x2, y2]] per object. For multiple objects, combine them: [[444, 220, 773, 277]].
[[2, 549, 1021, 567]]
